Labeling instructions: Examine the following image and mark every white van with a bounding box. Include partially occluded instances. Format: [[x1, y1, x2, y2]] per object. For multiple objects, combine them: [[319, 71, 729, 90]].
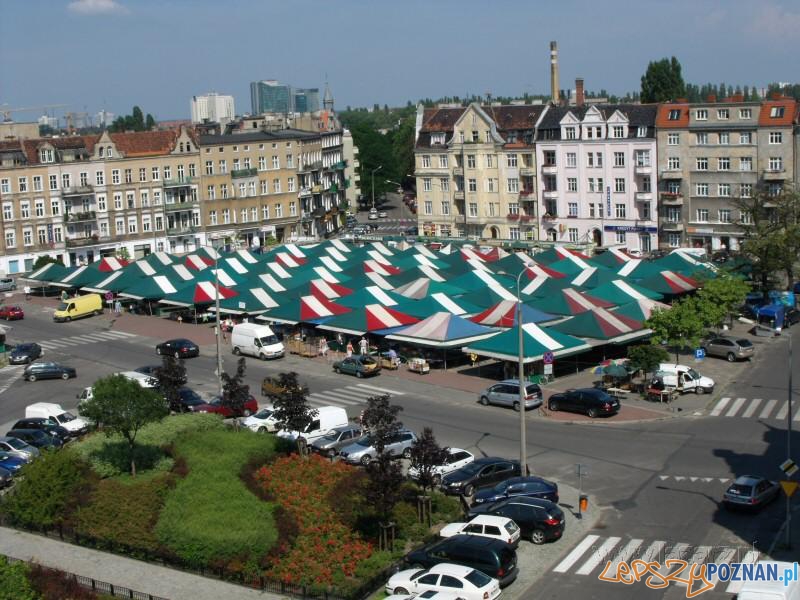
[[25, 402, 90, 435], [231, 323, 285, 360], [276, 406, 349, 444], [657, 363, 715, 394], [78, 371, 158, 404], [738, 561, 799, 600]]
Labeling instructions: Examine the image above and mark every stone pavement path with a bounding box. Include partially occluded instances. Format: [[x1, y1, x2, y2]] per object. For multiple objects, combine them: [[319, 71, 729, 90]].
[[0, 527, 285, 600]]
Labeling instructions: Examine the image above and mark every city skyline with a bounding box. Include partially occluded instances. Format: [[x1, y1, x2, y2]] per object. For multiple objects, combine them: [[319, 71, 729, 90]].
[[1, 0, 799, 122]]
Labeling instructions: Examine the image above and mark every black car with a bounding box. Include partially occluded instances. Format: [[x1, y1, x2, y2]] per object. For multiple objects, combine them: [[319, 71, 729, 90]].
[[9, 343, 43, 365], [24, 361, 77, 382], [11, 418, 71, 442], [472, 476, 559, 506], [155, 338, 199, 358], [6, 429, 63, 449], [441, 457, 521, 497], [174, 387, 205, 412], [134, 365, 188, 385], [405, 534, 518, 588], [785, 308, 800, 328], [469, 496, 565, 545], [547, 388, 619, 418]]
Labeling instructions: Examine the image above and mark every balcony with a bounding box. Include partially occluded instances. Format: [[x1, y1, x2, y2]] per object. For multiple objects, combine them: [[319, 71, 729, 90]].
[[298, 187, 312, 198], [166, 226, 198, 236], [659, 192, 683, 205], [164, 199, 199, 212], [519, 189, 536, 201], [635, 192, 653, 202], [541, 213, 558, 221], [520, 166, 535, 176], [634, 165, 653, 175], [311, 184, 322, 194], [66, 235, 108, 248], [660, 221, 684, 231], [519, 214, 535, 223], [660, 169, 683, 180], [763, 169, 787, 181], [61, 185, 94, 197], [63, 210, 96, 223], [507, 213, 521, 221], [299, 161, 322, 173], [231, 168, 258, 179], [454, 191, 465, 200], [163, 177, 195, 188], [543, 190, 558, 200], [452, 167, 463, 176], [541, 164, 558, 175]]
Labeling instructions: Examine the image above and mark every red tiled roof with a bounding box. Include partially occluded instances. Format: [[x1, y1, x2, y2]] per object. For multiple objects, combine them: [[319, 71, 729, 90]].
[[420, 107, 466, 132], [655, 103, 689, 128], [109, 130, 179, 157], [758, 98, 797, 126]]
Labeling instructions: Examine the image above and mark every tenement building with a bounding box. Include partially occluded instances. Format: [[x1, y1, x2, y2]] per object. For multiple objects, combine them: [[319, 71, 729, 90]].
[[414, 102, 547, 240], [655, 95, 797, 251]]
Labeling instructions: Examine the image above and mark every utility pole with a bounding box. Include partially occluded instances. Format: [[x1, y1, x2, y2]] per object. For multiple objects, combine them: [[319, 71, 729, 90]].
[[214, 250, 223, 398], [786, 334, 793, 549]]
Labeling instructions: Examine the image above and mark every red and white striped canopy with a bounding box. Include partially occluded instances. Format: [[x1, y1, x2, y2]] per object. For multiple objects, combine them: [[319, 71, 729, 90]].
[[364, 260, 401, 276], [299, 295, 351, 321], [97, 256, 129, 272], [193, 281, 238, 303], [185, 255, 214, 270], [309, 279, 353, 300]]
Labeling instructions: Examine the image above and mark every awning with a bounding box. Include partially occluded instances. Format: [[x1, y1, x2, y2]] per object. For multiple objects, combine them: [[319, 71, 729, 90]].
[[387, 312, 499, 348], [463, 322, 591, 364]]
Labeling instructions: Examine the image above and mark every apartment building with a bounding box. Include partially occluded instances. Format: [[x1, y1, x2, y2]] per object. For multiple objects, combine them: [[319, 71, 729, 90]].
[[414, 102, 546, 240], [342, 129, 361, 208], [655, 96, 797, 251], [0, 127, 199, 274]]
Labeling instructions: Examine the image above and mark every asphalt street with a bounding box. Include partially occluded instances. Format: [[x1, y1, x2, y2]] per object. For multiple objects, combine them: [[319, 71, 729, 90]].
[[1, 304, 797, 600]]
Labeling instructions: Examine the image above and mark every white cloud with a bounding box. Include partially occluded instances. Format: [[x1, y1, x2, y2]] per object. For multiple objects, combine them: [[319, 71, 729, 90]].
[[750, 2, 800, 38], [67, 0, 129, 15]]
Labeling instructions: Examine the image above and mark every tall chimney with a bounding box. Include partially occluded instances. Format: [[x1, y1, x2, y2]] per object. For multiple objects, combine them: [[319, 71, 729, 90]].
[[576, 78, 585, 107], [550, 41, 560, 104]]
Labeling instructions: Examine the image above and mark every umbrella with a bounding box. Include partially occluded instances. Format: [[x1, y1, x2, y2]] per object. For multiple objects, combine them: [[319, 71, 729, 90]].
[[603, 364, 629, 378]]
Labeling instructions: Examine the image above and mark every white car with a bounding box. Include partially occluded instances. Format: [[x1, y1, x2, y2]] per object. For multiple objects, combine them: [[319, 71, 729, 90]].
[[439, 515, 521, 547], [379, 211, 388, 218], [368, 211, 379, 220], [385, 591, 466, 600], [408, 447, 475, 484], [243, 405, 278, 432], [386, 563, 501, 600]]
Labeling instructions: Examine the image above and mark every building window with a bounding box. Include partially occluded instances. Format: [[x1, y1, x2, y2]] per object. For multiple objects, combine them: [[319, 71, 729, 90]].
[[222, 208, 231, 224], [718, 183, 731, 197], [565, 127, 576, 140], [613, 152, 625, 167], [668, 110, 681, 120], [138, 168, 146, 182], [615, 231, 626, 245], [439, 155, 448, 168], [287, 177, 295, 192], [421, 155, 431, 168], [17, 177, 28, 192], [696, 132, 708, 145], [221, 184, 228, 199], [568, 228, 578, 243], [2, 203, 12, 220], [667, 181, 681, 194], [718, 157, 730, 171], [769, 183, 782, 197], [261, 205, 269, 220], [238, 183, 246, 197], [667, 133, 680, 145], [635, 150, 651, 167], [567, 178, 578, 192], [272, 156, 279, 169], [506, 178, 519, 193], [20, 202, 30, 219], [717, 109, 729, 120], [250, 207, 257, 222], [667, 156, 680, 170], [289, 201, 297, 217], [441, 201, 450, 215], [424, 200, 432, 215], [36, 227, 47, 244], [719, 209, 731, 223], [587, 178, 596, 193], [94, 196, 104, 212], [22, 229, 32, 246], [667, 233, 680, 248], [485, 178, 496, 193], [696, 109, 708, 120], [666, 207, 681, 222], [718, 132, 730, 145], [47, 175, 57, 191], [543, 151, 556, 166], [273, 179, 281, 193], [468, 178, 477, 192], [637, 126, 647, 137], [770, 106, 785, 118], [467, 155, 476, 169], [695, 183, 709, 196], [258, 156, 266, 171], [34, 200, 44, 217], [38, 148, 54, 163], [740, 157, 753, 171], [739, 132, 753, 144], [207, 185, 215, 200], [614, 178, 625, 193], [485, 155, 493, 168], [568, 202, 578, 217], [611, 126, 624, 138], [739, 108, 752, 119], [509, 227, 520, 240], [32, 176, 42, 191], [566, 152, 576, 167], [506, 154, 518, 168], [740, 210, 752, 224], [422, 178, 431, 192], [261, 180, 268, 194], [696, 208, 709, 222], [769, 157, 783, 171], [4, 230, 14, 247], [615, 204, 626, 219], [769, 131, 783, 144], [468, 202, 478, 217], [439, 178, 449, 192]]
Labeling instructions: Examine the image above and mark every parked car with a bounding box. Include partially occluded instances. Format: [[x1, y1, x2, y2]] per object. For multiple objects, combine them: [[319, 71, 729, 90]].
[[439, 515, 521, 547], [407, 448, 475, 485], [784, 308, 800, 327], [243, 405, 278, 432], [723, 475, 780, 511], [8, 342, 43, 365], [385, 563, 501, 600], [368, 208, 379, 220], [174, 388, 206, 412], [404, 534, 518, 587], [340, 429, 418, 465], [479, 379, 542, 411], [23, 361, 76, 382], [0, 436, 40, 460], [189, 394, 258, 418], [310, 424, 365, 457], [333, 355, 381, 378], [0, 277, 16, 292], [134, 365, 187, 385], [385, 591, 464, 600], [441, 457, 521, 497], [379, 211, 388, 218], [702, 337, 754, 362], [0, 466, 12, 487], [472, 476, 559, 505], [25, 403, 89, 436], [0, 305, 24, 320], [155, 338, 199, 358], [11, 418, 71, 442], [0, 450, 28, 474], [547, 388, 620, 418], [6, 429, 63, 450], [468, 496, 566, 544]]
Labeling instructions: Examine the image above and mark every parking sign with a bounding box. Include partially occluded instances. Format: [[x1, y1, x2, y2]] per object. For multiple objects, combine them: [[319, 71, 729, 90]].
[[694, 348, 705, 360], [543, 351, 555, 365]]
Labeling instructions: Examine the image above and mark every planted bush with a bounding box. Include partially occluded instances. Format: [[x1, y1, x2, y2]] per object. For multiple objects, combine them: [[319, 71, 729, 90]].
[[0, 556, 39, 600]]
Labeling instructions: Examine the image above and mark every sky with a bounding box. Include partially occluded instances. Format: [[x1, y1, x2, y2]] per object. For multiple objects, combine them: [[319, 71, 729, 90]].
[[1, 0, 799, 122]]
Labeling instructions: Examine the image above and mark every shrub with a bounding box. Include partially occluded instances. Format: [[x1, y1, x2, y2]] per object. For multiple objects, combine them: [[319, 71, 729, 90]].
[[155, 429, 276, 571], [2, 448, 91, 529], [0, 556, 39, 600], [28, 563, 99, 600], [74, 414, 223, 478]]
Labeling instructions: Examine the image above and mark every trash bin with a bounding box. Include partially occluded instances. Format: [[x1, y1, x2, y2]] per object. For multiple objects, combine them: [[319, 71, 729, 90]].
[[579, 494, 589, 512]]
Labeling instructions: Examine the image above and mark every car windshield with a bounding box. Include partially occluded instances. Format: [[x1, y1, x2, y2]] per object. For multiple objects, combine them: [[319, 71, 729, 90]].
[[687, 369, 701, 380], [492, 480, 510, 492], [504, 521, 520, 534], [409, 569, 426, 581], [57, 302, 69, 311], [15, 344, 33, 352], [254, 408, 273, 419], [4, 438, 26, 450], [355, 436, 372, 447], [322, 430, 341, 441], [58, 412, 76, 423], [458, 462, 483, 475], [736, 339, 753, 348], [259, 335, 279, 345], [524, 384, 540, 395], [728, 484, 754, 496], [464, 569, 491, 588]]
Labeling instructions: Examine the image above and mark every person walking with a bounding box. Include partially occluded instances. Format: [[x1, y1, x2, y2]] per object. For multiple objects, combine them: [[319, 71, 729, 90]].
[[23, 285, 31, 300], [60, 290, 68, 303], [346, 340, 354, 357], [319, 337, 329, 358], [114, 299, 122, 317], [359, 337, 368, 356]]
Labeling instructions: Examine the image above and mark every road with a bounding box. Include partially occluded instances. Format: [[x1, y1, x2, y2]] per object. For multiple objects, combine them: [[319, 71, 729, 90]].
[[1, 303, 796, 600], [352, 190, 416, 236]]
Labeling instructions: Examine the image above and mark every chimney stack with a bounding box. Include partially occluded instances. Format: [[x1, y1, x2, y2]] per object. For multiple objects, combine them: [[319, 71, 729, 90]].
[[550, 41, 560, 104], [575, 78, 585, 107]]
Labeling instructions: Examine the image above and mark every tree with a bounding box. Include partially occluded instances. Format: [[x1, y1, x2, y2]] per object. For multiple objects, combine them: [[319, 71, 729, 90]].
[[270, 372, 317, 455], [640, 57, 686, 103], [116, 247, 130, 261], [696, 273, 751, 329], [154, 355, 186, 413], [145, 113, 156, 130], [645, 298, 708, 362], [108, 106, 155, 133], [79, 374, 168, 476], [220, 357, 251, 419], [392, 115, 416, 187], [360, 393, 403, 451], [31, 255, 64, 270], [409, 427, 449, 492], [0, 556, 39, 600], [627, 345, 669, 381]]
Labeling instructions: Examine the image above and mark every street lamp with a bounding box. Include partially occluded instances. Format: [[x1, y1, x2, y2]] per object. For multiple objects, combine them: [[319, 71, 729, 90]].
[[204, 244, 224, 398], [496, 269, 529, 476], [371, 165, 383, 210]]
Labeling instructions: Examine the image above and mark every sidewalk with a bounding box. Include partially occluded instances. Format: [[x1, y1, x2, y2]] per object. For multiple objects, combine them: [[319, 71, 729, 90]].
[[0, 527, 284, 600]]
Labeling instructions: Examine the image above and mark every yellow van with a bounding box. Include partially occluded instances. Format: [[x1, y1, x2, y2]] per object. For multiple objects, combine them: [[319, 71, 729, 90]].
[[53, 293, 103, 322]]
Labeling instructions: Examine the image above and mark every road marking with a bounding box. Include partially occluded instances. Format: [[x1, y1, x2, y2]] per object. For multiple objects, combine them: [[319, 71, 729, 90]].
[[607, 538, 643, 573], [0, 366, 24, 395], [351, 383, 406, 396], [657, 543, 691, 576], [553, 534, 600, 573], [741, 399, 761, 419], [70, 335, 104, 343], [639, 540, 667, 563], [710, 397, 730, 416], [708, 548, 736, 588], [673, 546, 712, 586], [85, 332, 124, 340], [759, 399, 777, 420], [657, 476, 728, 484], [309, 392, 361, 406], [775, 402, 789, 420], [724, 397, 747, 417], [794, 409, 800, 422], [724, 550, 759, 593], [575, 536, 621, 575]]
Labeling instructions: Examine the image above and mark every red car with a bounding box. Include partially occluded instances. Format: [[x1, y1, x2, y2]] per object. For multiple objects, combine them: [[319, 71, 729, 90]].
[[189, 394, 258, 418], [0, 305, 24, 320]]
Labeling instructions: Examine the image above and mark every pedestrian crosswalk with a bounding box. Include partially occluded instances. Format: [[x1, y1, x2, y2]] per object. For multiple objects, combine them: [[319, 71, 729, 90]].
[[709, 396, 799, 422], [307, 383, 406, 409], [553, 534, 759, 594], [0, 366, 24, 396], [37, 330, 139, 351]]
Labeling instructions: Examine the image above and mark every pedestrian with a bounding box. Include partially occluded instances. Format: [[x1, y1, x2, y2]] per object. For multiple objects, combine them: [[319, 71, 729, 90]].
[[60, 290, 68, 303], [346, 340, 354, 357], [359, 337, 368, 356], [319, 337, 329, 357], [23, 285, 31, 300], [388, 347, 399, 368], [114, 299, 122, 317], [177, 314, 183, 325]]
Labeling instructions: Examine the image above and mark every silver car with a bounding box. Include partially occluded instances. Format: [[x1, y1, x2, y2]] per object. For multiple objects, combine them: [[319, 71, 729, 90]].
[[310, 424, 364, 457], [0, 436, 40, 460], [702, 337, 754, 362], [479, 379, 542, 411], [723, 475, 780, 510], [340, 429, 417, 465], [0, 278, 16, 292]]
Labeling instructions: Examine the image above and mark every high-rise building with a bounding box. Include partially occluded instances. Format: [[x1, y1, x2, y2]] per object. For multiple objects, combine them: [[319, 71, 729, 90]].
[[95, 110, 115, 128], [191, 93, 235, 125], [293, 88, 320, 113], [250, 80, 292, 114]]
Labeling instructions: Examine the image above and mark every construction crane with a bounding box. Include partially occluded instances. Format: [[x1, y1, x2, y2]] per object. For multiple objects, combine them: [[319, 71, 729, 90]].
[[0, 104, 69, 122]]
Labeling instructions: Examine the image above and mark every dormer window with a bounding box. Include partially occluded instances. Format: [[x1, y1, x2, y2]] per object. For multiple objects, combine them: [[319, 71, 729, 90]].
[[565, 127, 576, 140], [696, 109, 708, 120], [611, 126, 624, 138], [667, 109, 681, 120], [38, 148, 54, 163], [186, 142, 192, 152], [99, 147, 105, 157], [770, 106, 785, 118], [471, 130, 479, 142], [107, 146, 113, 158], [431, 132, 445, 145], [637, 126, 647, 137]]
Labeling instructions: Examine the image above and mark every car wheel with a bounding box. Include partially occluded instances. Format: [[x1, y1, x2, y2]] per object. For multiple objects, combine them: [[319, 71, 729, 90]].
[[402, 447, 412, 459], [513, 401, 521, 412], [361, 454, 372, 466], [232, 347, 240, 355], [393, 588, 409, 595], [726, 352, 736, 363], [531, 529, 546, 545], [356, 371, 363, 378], [463, 484, 474, 497], [334, 366, 340, 373], [696, 387, 705, 395], [258, 427, 267, 433], [174, 351, 180, 359], [65, 316, 71, 322], [243, 408, 252, 417], [480, 396, 489, 406], [61, 372, 70, 380], [587, 407, 598, 418], [549, 400, 559, 412], [28, 374, 36, 382]]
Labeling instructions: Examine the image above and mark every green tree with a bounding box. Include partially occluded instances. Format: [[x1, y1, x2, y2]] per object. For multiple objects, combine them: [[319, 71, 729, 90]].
[[409, 427, 449, 492], [220, 356, 251, 419], [645, 298, 707, 362], [392, 115, 416, 187], [145, 113, 156, 130], [627, 345, 669, 381], [132, 106, 145, 130], [79, 374, 169, 476], [154, 355, 187, 413], [270, 372, 317, 455], [0, 556, 39, 600], [696, 273, 751, 329], [640, 57, 686, 103], [31, 255, 64, 271]]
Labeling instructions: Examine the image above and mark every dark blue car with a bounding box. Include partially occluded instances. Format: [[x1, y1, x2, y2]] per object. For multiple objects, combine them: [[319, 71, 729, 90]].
[[0, 450, 28, 473], [472, 476, 559, 505]]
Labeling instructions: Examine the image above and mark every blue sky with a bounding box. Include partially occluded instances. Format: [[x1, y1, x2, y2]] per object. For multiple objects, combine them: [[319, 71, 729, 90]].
[[1, 0, 799, 121]]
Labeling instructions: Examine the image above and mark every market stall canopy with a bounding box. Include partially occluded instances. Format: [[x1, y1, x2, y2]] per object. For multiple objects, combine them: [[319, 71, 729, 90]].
[[469, 300, 557, 327], [527, 287, 616, 316], [583, 279, 663, 304], [448, 270, 517, 299], [336, 286, 406, 309], [519, 275, 573, 299], [392, 293, 483, 318], [636, 271, 699, 295], [160, 281, 239, 307], [387, 312, 498, 348], [213, 286, 280, 315], [23, 262, 70, 283], [260, 294, 351, 325], [51, 257, 130, 288], [612, 299, 671, 322], [308, 279, 354, 300], [317, 304, 420, 336], [393, 277, 466, 299], [463, 322, 591, 364], [119, 273, 185, 300], [548, 306, 649, 343], [588, 247, 637, 268], [532, 247, 590, 266], [568, 266, 620, 289]]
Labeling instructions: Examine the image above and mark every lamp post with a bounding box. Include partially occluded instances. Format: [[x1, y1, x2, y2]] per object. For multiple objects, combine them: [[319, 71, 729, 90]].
[[497, 269, 529, 476], [207, 246, 223, 398], [371, 165, 383, 210]]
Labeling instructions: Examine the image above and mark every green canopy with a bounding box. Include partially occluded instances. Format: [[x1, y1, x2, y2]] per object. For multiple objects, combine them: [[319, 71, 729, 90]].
[[581, 279, 663, 304], [23, 262, 71, 283], [462, 322, 591, 364], [548, 307, 650, 343]]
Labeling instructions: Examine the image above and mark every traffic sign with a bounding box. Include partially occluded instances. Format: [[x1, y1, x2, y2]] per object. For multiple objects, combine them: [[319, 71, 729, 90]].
[[543, 364, 553, 375], [104, 292, 114, 302], [780, 458, 798, 478], [780, 481, 798, 498], [543, 351, 555, 365], [694, 348, 705, 360]]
